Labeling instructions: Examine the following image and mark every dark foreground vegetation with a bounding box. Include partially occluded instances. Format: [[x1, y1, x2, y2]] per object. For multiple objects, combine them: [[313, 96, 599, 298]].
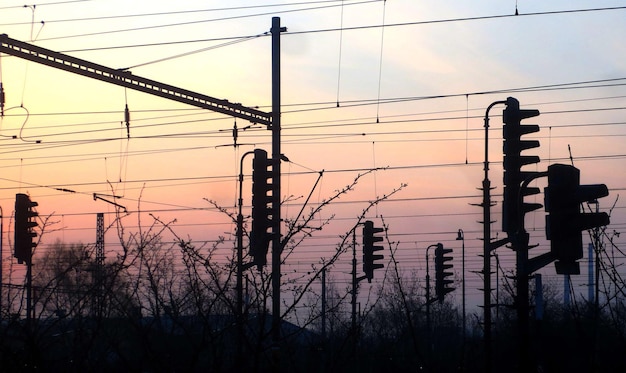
[[2, 238, 625, 372], [2, 179, 625, 372]]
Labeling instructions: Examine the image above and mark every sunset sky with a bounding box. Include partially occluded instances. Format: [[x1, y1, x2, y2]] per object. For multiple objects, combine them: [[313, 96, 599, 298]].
[[1, 0, 625, 311]]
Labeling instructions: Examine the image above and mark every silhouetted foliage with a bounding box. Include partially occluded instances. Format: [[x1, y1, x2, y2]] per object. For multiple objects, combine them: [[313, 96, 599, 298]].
[[2, 188, 625, 372]]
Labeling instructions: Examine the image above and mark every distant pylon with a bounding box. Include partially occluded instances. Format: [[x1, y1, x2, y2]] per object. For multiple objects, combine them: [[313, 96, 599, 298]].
[[95, 213, 105, 317]]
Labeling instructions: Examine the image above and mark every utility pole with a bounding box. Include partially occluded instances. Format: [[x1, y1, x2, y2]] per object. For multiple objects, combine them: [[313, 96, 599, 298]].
[[270, 16, 286, 366]]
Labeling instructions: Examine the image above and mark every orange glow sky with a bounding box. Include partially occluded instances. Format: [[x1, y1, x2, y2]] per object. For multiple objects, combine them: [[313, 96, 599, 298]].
[[1, 1, 625, 309]]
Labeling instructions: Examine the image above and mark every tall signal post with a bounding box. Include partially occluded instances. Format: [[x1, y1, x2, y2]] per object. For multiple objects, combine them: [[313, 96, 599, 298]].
[[480, 99, 508, 373]]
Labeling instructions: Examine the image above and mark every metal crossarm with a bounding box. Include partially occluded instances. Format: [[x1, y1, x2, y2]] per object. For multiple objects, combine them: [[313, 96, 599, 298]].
[[0, 34, 271, 126]]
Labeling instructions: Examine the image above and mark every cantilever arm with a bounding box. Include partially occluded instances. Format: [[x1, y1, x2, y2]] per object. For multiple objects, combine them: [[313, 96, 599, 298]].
[[0, 34, 271, 126]]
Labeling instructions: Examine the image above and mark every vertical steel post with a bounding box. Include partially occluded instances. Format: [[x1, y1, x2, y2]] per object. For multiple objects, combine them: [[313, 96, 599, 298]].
[[95, 213, 104, 318], [321, 267, 326, 340], [457, 229, 466, 370], [237, 204, 243, 323], [237, 150, 255, 365], [482, 100, 507, 373], [270, 15, 285, 355], [26, 256, 32, 324], [482, 106, 494, 373], [351, 231, 357, 341], [584, 243, 595, 307], [514, 230, 530, 373], [426, 247, 431, 346], [425, 243, 438, 363]]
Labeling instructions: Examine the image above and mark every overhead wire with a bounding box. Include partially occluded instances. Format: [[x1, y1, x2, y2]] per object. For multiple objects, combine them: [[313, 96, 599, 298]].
[[0, 0, 95, 10], [278, 79, 626, 117], [28, 5, 626, 53], [0, 77, 624, 143], [0, 0, 365, 26], [0, 105, 624, 169], [34, 0, 381, 42], [4, 88, 624, 134], [3, 81, 625, 130], [1, 111, 226, 139], [1, 113, 624, 157], [2, 103, 622, 154], [3, 154, 626, 197], [1, 11, 613, 176], [284, 6, 626, 36], [121, 32, 269, 71]]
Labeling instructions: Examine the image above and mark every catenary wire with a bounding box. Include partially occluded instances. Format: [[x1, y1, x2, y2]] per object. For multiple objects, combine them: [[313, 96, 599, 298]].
[[0, 1, 367, 26], [1, 78, 624, 145], [28, 6, 626, 52]]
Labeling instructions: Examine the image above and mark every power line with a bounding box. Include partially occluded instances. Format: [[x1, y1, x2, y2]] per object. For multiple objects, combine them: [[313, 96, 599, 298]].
[[3, 156, 626, 198], [122, 33, 268, 70], [0, 0, 95, 10], [1, 120, 625, 173], [286, 6, 626, 36], [280, 80, 626, 117], [3, 75, 624, 121], [40, 6, 626, 52], [0, 1, 364, 26], [1, 78, 624, 145], [33, 0, 380, 42]]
